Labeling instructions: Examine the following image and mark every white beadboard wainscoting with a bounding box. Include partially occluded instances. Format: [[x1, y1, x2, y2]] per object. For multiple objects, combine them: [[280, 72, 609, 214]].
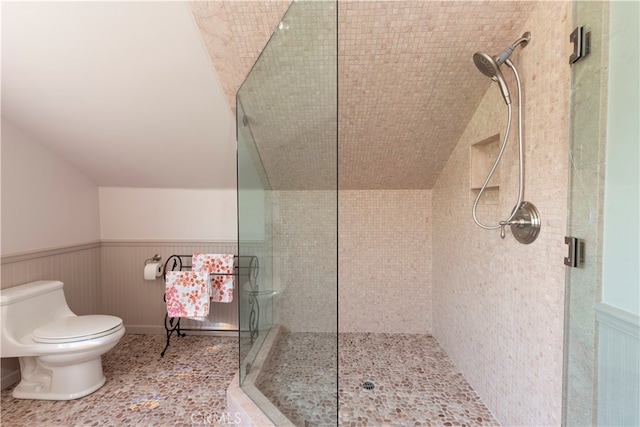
[[1, 240, 274, 389], [596, 303, 640, 426], [1, 242, 102, 389], [100, 240, 239, 335], [1, 242, 102, 313]]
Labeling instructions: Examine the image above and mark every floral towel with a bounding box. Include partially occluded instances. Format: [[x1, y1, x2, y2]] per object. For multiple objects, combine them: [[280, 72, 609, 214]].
[[165, 271, 210, 320], [192, 254, 235, 303]]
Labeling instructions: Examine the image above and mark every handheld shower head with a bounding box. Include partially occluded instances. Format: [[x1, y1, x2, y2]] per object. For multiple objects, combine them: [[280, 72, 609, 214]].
[[473, 32, 531, 105], [473, 52, 512, 105]]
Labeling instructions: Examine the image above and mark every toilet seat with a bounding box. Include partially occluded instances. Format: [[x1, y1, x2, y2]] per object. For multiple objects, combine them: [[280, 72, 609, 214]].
[[32, 315, 123, 344]]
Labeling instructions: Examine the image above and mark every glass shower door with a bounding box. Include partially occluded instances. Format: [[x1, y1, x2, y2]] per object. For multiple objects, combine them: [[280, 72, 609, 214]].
[[562, 2, 608, 424], [237, 1, 338, 425], [563, 1, 640, 425]]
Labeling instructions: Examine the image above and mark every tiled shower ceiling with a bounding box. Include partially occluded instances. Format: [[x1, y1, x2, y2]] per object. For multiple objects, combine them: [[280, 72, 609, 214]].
[[190, 1, 534, 190]]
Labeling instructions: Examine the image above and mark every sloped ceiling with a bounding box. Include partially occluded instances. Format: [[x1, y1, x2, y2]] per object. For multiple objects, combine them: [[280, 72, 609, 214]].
[[1, 1, 249, 189], [2, 1, 534, 191], [192, 0, 534, 190], [338, 1, 534, 190]]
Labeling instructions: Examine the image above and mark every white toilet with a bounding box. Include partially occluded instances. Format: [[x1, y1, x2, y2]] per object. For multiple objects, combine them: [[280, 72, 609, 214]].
[[0, 280, 125, 400]]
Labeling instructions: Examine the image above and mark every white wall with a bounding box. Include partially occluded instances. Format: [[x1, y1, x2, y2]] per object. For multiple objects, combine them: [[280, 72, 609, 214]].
[[2, 2, 237, 190], [602, 0, 639, 315], [0, 120, 100, 254], [0, 123, 238, 246], [99, 187, 237, 241]]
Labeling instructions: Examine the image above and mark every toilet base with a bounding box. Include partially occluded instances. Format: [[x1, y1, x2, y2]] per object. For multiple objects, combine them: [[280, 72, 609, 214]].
[[14, 355, 106, 400]]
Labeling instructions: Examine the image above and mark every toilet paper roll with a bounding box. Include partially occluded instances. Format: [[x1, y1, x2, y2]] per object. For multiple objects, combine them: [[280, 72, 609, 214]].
[[144, 262, 163, 280]]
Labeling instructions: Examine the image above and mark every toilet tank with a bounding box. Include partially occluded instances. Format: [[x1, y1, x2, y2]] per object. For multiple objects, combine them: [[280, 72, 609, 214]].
[[0, 280, 76, 343]]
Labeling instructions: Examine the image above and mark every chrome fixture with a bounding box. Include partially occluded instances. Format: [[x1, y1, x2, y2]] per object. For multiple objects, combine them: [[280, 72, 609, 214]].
[[473, 32, 531, 105], [471, 32, 541, 244], [505, 201, 541, 244], [569, 26, 591, 64]]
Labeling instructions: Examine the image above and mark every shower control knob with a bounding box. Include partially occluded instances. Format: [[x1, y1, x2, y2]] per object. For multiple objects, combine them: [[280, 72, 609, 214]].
[[509, 202, 541, 244]]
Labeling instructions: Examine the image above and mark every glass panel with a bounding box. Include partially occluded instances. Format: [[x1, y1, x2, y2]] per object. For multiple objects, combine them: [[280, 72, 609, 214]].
[[562, 1, 608, 425], [564, 1, 640, 425], [237, 1, 338, 425], [237, 97, 274, 384]]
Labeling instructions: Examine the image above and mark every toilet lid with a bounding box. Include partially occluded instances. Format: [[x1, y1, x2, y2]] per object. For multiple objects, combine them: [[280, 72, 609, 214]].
[[32, 315, 123, 344]]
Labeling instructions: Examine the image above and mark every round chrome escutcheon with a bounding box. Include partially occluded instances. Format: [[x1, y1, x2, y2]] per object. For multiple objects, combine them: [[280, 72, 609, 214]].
[[510, 201, 541, 244]]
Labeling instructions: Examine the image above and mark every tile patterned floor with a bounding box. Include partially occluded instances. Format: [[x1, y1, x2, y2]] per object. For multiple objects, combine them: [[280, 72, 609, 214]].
[[1, 334, 238, 427], [255, 331, 338, 426], [256, 331, 498, 427], [339, 334, 499, 427], [1, 332, 498, 426]]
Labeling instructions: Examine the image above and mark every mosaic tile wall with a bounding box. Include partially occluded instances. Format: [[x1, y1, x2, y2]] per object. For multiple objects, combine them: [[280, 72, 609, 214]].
[[190, 1, 535, 191], [339, 190, 432, 334], [272, 190, 338, 333], [337, 0, 534, 190], [270, 189, 431, 335], [192, 2, 575, 424], [237, 0, 338, 191], [431, 2, 572, 426]]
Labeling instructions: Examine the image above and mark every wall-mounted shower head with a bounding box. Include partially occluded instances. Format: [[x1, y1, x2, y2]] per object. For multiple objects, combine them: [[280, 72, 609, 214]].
[[473, 32, 531, 105]]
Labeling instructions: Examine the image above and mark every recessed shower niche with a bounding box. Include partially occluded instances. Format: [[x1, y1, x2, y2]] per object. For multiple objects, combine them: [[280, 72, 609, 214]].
[[471, 133, 501, 205]]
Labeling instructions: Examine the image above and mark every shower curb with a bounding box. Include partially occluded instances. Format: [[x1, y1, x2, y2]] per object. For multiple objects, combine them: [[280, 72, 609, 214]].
[[227, 325, 295, 427]]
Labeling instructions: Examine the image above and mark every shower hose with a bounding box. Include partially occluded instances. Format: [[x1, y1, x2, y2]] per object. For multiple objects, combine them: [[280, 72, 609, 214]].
[[472, 58, 524, 238]]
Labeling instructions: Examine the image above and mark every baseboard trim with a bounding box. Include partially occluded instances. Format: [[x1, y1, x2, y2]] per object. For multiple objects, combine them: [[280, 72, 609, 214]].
[[124, 325, 238, 337]]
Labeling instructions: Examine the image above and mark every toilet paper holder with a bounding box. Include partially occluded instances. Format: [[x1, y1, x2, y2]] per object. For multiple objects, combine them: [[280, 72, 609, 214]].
[[145, 254, 162, 265]]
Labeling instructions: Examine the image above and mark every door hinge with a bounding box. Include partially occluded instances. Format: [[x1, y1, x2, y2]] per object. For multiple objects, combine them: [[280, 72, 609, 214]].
[[570, 26, 591, 64], [564, 236, 585, 267]]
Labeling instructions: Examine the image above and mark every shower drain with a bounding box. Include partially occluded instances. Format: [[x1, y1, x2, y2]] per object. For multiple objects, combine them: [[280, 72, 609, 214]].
[[363, 381, 375, 390]]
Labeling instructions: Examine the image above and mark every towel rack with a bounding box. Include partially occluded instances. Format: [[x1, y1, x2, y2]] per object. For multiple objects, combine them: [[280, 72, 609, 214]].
[[161, 254, 258, 357]]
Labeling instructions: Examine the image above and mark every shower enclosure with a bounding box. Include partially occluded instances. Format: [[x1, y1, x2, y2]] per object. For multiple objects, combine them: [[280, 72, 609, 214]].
[[563, 1, 640, 425], [237, 1, 338, 424], [233, 0, 638, 425]]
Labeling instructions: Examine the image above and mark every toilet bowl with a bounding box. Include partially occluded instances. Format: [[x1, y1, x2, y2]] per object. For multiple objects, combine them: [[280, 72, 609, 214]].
[[0, 280, 125, 400]]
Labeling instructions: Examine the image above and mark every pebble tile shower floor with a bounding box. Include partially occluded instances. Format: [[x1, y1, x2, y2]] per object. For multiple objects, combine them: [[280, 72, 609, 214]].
[[338, 334, 498, 426], [1, 333, 498, 426], [257, 332, 498, 426]]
